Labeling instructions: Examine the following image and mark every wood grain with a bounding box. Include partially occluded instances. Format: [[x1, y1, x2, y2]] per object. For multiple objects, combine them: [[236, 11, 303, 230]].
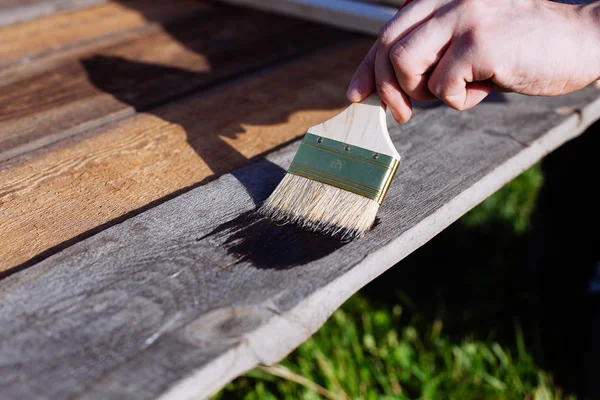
[[1, 86, 599, 399], [0, 2, 206, 86], [0, 1, 207, 70], [0, 0, 107, 27], [309, 93, 399, 157], [0, 39, 367, 272], [0, 3, 349, 160]]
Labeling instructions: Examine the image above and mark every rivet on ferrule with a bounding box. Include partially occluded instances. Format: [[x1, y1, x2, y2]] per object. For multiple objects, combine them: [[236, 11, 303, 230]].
[[287, 133, 401, 204]]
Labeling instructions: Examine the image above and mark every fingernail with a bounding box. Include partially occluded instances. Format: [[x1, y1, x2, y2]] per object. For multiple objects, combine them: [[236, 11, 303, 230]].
[[347, 79, 361, 101]]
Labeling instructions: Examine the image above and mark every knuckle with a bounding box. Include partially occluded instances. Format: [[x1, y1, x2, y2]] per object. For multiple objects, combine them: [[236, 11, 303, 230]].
[[459, 27, 496, 68], [378, 21, 396, 47], [427, 77, 443, 98], [460, 27, 484, 48], [389, 42, 410, 68], [401, 75, 433, 101], [436, 88, 464, 110], [428, 79, 461, 109], [375, 81, 397, 99], [450, 97, 466, 110]]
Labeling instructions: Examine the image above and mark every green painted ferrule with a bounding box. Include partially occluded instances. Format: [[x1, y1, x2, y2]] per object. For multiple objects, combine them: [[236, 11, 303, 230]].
[[287, 133, 400, 204]]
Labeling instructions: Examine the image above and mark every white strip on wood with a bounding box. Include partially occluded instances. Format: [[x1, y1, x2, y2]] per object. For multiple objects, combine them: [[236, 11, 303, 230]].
[[219, 0, 397, 35]]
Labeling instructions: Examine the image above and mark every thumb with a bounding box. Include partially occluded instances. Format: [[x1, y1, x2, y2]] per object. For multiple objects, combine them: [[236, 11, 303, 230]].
[[347, 42, 377, 103], [347, 0, 415, 103]]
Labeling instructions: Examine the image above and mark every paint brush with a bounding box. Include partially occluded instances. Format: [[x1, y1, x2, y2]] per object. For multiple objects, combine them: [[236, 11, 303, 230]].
[[259, 94, 401, 240]]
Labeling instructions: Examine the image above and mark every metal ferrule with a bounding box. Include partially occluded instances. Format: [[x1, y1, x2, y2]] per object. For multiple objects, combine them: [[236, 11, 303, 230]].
[[287, 133, 400, 204]]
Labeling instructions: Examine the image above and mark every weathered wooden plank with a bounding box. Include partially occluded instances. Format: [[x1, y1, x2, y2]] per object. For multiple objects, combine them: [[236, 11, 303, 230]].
[[0, 18, 142, 86], [0, 0, 107, 27], [0, 1, 207, 70], [0, 39, 364, 273], [219, 0, 397, 35], [0, 3, 349, 161], [1, 85, 599, 399], [0, 2, 215, 87]]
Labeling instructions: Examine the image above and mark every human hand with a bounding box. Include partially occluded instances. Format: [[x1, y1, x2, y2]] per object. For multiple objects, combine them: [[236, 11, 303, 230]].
[[347, 0, 600, 123]]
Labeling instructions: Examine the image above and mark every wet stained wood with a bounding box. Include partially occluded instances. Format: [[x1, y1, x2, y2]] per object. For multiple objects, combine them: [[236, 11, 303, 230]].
[[0, 3, 349, 160], [1, 86, 599, 399], [0, 39, 366, 272]]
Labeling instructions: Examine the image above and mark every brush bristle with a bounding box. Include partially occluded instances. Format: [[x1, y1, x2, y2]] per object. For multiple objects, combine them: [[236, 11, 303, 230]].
[[259, 174, 379, 240]]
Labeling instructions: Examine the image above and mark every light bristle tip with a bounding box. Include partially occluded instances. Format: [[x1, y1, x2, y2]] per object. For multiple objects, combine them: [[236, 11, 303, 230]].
[[259, 174, 379, 240]]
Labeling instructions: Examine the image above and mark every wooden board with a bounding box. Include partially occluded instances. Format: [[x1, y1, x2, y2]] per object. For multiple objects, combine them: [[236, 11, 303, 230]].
[[0, 3, 349, 161], [0, 1, 208, 70], [0, 2, 223, 87], [0, 39, 363, 273], [0, 0, 106, 27], [1, 86, 599, 399]]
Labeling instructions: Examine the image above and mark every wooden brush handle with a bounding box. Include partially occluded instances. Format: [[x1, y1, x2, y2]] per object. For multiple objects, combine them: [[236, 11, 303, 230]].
[[308, 93, 400, 158]]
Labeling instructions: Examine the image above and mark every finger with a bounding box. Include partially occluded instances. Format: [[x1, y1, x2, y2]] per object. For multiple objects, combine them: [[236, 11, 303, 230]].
[[347, 42, 377, 103], [374, 0, 448, 121], [378, 0, 448, 50], [428, 42, 494, 110], [347, 0, 435, 104], [374, 42, 413, 123], [389, 14, 453, 101]]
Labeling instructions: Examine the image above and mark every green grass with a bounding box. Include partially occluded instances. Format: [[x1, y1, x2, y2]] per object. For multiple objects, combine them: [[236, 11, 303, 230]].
[[213, 165, 575, 400], [461, 166, 543, 233]]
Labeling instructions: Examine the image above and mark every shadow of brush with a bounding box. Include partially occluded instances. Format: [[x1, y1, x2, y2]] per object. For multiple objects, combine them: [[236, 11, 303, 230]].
[[199, 210, 348, 269]]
